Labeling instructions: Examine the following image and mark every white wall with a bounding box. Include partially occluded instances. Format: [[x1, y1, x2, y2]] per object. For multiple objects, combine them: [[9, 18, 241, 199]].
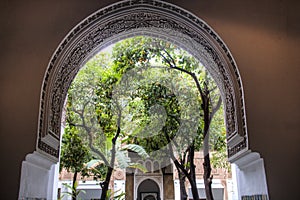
[[232, 152, 269, 199], [18, 151, 57, 199]]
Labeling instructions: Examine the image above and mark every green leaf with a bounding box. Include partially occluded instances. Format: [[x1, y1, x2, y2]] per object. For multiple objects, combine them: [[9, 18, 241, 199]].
[[121, 144, 149, 158], [116, 151, 130, 169], [85, 159, 104, 169]]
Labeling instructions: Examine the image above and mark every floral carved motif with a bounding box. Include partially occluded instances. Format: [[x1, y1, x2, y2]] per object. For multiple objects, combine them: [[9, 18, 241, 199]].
[[38, 0, 248, 160]]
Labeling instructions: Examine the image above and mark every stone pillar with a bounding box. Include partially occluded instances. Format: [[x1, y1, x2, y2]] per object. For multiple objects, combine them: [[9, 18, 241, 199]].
[[232, 151, 269, 199], [163, 174, 175, 200], [126, 173, 134, 200], [18, 151, 58, 199]]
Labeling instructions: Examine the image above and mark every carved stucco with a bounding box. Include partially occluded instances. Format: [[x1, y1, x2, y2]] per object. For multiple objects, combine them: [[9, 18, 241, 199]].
[[37, 0, 248, 161]]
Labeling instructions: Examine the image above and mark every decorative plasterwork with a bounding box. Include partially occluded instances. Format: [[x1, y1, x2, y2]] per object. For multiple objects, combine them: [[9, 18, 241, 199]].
[[37, 0, 248, 162]]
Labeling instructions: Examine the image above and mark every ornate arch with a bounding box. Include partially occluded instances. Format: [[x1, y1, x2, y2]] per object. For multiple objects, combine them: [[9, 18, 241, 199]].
[[136, 177, 162, 200], [37, 0, 248, 162]]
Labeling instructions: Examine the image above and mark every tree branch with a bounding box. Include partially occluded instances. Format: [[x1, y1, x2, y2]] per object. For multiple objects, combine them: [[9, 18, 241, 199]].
[[68, 104, 109, 166]]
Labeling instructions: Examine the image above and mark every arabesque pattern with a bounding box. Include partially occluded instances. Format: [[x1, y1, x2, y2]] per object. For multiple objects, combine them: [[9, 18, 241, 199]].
[[38, 0, 248, 160]]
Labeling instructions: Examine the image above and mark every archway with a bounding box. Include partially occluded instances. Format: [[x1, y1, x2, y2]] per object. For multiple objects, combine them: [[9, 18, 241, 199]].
[[138, 179, 160, 200], [18, 0, 268, 199]]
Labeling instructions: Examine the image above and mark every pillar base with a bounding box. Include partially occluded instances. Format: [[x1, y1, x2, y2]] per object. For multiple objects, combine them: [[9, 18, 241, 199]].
[[18, 151, 58, 200]]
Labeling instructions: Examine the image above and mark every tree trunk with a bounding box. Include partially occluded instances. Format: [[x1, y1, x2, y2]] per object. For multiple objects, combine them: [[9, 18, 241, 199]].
[[100, 113, 120, 200], [178, 171, 188, 200], [203, 154, 214, 200], [203, 122, 214, 200], [185, 146, 199, 200], [100, 166, 114, 200], [72, 170, 78, 200], [201, 81, 215, 200], [188, 176, 200, 200]]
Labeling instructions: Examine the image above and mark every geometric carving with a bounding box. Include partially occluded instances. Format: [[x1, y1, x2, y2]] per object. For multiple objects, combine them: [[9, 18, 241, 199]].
[[37, 0, 248, 161], [38, 139, 59, 158]]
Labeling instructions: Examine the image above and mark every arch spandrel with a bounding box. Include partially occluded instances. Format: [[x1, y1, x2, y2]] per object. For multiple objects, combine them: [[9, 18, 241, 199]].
[[37, 0, 248, 162]]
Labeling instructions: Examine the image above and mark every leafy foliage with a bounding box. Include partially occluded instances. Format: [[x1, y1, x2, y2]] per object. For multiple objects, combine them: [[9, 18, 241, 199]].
[[60, 126, 91, 174], [64, 49, 150, 199], [62, 36, 228, 200], [60, 182, 86, 200], [59, 126, 91, 200], [110, 36, 227, 200]]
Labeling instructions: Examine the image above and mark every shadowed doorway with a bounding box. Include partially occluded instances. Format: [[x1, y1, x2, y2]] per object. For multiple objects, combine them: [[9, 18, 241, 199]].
[[138, 179, 160, 200]]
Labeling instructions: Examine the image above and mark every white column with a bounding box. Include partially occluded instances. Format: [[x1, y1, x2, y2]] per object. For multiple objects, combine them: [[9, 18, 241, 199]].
[[230, 164, 240, 200], [48, 162, 60, 199], [18, 151, 57, 199], [174, 180, 180, 200], [232, 151, 269, 199]]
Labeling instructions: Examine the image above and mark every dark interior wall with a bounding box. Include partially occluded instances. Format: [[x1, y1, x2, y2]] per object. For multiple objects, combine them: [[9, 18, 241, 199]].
[[0, 0, 299, 199], [0, 1, 120, 199]]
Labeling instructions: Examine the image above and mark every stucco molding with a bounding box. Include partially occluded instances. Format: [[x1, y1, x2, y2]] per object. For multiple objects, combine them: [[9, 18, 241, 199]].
[[37, 0, 248, 162]]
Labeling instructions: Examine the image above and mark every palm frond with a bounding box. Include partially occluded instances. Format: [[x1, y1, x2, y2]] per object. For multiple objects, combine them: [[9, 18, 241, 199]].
[[116, 151, 131, 169], [121, 144, 149, 158]]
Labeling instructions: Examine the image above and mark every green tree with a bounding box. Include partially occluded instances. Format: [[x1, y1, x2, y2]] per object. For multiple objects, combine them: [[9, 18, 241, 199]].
[[66, 52, 118, 199], [154, 43, 223, 200], [111, 36, 225, 200], [64, 36, 227, 200], [60, 126, 91, 200], [66, 52, 148, 200]]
